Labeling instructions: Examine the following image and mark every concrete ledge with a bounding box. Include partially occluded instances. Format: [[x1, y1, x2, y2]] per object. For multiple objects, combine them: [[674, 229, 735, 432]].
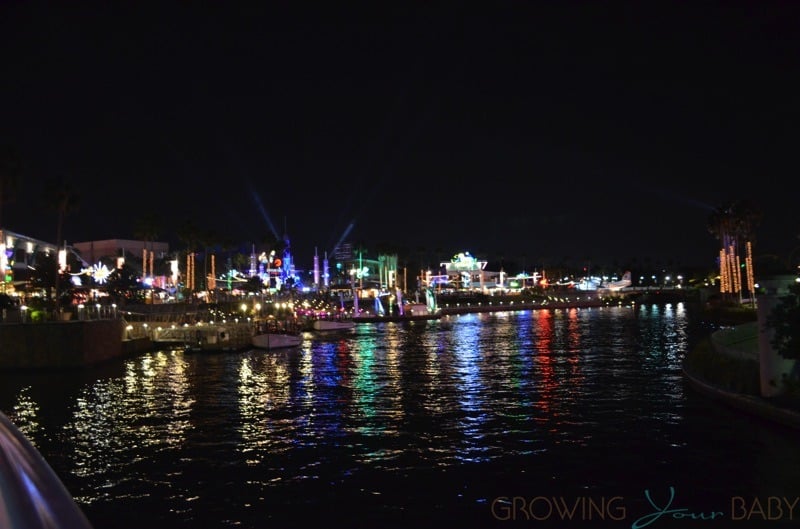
[[0, 320, 125, 369], [682, 363, 800, 431], [439, 299, 604, 315], [122, 337, 153, 356]]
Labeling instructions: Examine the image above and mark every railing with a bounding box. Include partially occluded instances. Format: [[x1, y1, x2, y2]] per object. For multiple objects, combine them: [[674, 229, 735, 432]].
[[1, 305, 123, 323], [0, 411, 93, 529]]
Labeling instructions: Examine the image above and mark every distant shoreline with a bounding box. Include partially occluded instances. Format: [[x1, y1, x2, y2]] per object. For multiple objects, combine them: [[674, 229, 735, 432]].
[[438, 298, 604, 314]]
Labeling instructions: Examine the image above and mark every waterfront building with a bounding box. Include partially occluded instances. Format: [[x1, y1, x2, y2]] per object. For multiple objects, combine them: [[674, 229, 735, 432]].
[[438, 251, 505, 292], [72, 238, 175, 292], [0, 228, 88, 295], [328, 243, 400, 293], [72, 239, 170, 265]]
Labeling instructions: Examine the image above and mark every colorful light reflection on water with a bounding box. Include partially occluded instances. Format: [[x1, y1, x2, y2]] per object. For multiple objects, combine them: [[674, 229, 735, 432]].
[[1, 304, 799, 528]]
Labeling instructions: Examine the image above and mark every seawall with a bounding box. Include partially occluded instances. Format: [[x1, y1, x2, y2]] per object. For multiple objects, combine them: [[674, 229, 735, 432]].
[[439, 298, 604, 315], [0, 320, 141, 370]]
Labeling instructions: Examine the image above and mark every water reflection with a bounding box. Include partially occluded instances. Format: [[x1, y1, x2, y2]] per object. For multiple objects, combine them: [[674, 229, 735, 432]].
[[7, 386, 41, 444], [53, 350, 194, 504], [450, 315, 488, 463], [0, 304, 798, 528], [237, 351, 292, 462]]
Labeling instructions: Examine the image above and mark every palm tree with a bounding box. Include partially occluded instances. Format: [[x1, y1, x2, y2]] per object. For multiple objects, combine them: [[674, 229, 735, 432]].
[[496, 249, 505, 273], [218, 236, 239, 293], [352, 241, 369, 290], [707, 200, 762, 302], [415, 245, 427, 279], [133, 211, 161, 278], [374, 240, 402, 290], [176, 219, 202, 295], [197, 227, 219, 292], [29, 252, 59, 301], [44, 177, 80, 305], [232, 252, 249, 274], [0, 144, 23, 229]]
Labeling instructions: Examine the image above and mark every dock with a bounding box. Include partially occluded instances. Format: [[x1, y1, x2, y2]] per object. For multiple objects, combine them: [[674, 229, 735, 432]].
[[149, 322, 255, 352]]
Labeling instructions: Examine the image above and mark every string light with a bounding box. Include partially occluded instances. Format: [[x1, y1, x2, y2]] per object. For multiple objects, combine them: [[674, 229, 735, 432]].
[[719, 248, 731, 294], [732, 253, 742, 294], [745, 241, 755, 299], [209, 254, 216, 290]]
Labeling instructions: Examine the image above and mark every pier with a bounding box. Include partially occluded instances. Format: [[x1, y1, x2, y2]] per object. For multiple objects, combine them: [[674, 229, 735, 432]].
[[149, 322, 255, 352]]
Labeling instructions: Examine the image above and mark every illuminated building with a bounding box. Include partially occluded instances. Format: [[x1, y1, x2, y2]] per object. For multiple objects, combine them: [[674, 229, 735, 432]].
[[438, 252, 505, 291], [0, 228, 88, 293]]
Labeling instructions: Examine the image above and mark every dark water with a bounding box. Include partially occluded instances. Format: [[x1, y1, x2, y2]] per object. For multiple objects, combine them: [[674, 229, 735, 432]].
[[1, 303, 799, 529]]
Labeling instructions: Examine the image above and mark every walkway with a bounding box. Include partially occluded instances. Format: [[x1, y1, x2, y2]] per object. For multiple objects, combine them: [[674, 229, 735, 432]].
[[683, 321, 800, 431]]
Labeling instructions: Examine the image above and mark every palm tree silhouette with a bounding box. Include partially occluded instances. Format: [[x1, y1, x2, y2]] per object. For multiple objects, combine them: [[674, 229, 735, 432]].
[[0, 144, 23, 230], [134, 211, 161, 278], [176, 219, 202, 296], [707, 200, 762, 302], [45, 176, 80, 305]]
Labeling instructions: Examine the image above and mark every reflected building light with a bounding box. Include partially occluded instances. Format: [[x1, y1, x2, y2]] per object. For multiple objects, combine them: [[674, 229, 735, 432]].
[[8, 388, 42, 443]]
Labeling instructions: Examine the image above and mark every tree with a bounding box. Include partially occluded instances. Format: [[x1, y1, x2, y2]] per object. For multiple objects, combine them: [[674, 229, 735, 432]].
[[232, 252, 249, 273], [106, 261, 145, 303], [197, 227, 219, 292], [0, 144, 24, 229], [29, 252, 58, 302], [44, 177, 80, 304], [707, 200, 762, 303], [496, 249, 505, 272], [133, 211, 161, 277], [766, 281, 800, 363], [176, 218, 202, 292], [218, 236, 239, 292]]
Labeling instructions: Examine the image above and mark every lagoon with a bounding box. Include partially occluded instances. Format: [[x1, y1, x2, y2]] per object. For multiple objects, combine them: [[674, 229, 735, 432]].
[[0, 303, 798, 528]]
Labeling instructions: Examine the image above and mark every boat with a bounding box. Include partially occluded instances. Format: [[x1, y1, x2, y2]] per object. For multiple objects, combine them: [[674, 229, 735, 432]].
[[309, 291, 357, 331], [179, 324, 253, 353], [352, 288, 442, 323], [311, 318, 356, 331], [352, 301, 443, 323], [352, 312, 442, 323], [251, 332, 302, 350]]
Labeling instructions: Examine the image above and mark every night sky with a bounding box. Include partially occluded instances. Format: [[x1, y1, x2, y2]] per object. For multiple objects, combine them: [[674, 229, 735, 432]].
[[3, 2, 800, 273]]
